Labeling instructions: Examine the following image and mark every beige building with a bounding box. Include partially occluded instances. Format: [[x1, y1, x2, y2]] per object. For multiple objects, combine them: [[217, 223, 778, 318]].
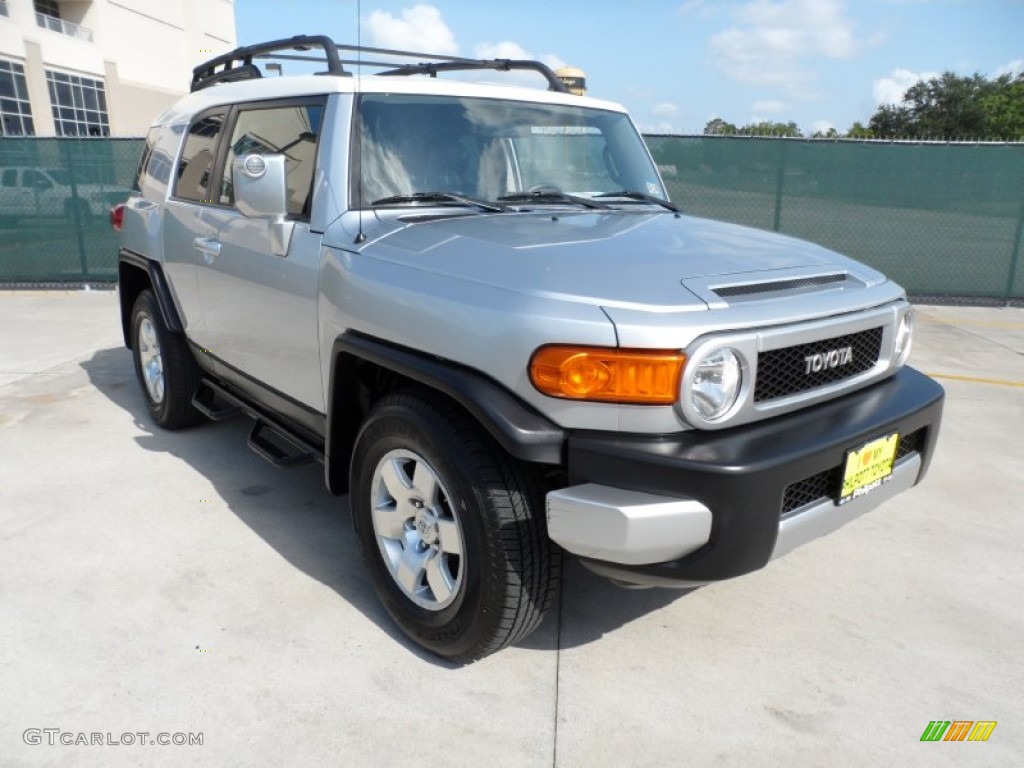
[[0, 0, 236, 137]]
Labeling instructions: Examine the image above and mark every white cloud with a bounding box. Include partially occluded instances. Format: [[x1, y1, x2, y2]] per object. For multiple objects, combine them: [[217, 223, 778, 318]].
[[365, 4, 458, 55], [811, 119, 834, 134], [652, 101, 680, 117], [994, 59, 1023, 78], [752, 99, 787, 114], [474, 41, 529, 60], [872, 67, 939, 105], [709, 0, 865, 95], [641, 121, 683, 134], [474, 42, 565, 71], [472, 42, 567, 87]]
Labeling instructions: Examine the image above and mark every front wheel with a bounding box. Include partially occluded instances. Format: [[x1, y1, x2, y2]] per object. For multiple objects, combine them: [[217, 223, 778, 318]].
[[350, 391, 560, 662]]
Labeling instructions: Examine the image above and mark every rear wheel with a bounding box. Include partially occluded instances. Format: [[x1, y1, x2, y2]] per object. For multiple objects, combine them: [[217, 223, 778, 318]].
[[130, 290, 204, 429], [350, 391, 560, 662]]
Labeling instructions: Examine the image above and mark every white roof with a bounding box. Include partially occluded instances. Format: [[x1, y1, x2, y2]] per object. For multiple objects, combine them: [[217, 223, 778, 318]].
[[155, 73, 627, 126]]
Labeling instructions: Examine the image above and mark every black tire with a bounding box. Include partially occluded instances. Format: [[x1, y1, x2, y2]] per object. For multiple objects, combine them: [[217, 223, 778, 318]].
[[130, 289, 204, 429], [350, 390, 560, 662]]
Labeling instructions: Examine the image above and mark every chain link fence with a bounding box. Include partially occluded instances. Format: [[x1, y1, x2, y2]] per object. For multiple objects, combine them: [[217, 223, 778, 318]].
[[0, 138, 142, 283], [647, 135, 1024, 304], [1, 135, 1022, 303]]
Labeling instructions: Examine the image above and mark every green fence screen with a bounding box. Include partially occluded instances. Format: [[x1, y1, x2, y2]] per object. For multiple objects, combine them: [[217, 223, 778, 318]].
[[1, 136, 1022, 301], [0, 138, 143, 283], [647, 136, 1024, 302]]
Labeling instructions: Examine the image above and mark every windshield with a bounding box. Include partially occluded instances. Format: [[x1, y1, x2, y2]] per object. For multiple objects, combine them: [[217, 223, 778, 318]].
[[354, 93, 666, 207]]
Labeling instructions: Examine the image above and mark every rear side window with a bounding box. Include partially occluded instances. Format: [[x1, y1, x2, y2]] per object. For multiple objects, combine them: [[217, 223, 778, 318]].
[[1, 169, 16, 187], [174, 112, 226, 203], [134, 129, 156, 192], [219, 101, 324, 218]]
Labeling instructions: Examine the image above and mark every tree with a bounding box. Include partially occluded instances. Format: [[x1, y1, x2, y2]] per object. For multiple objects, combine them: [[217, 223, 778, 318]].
[[811, 127, 840, 139], [735, 120, 802, 137], [868, 104, 912, 139], [845, 121, 874, 139], [981, 73, 1024, 141], [704, 118, 737, 135], [866, 71, 1024, 140]]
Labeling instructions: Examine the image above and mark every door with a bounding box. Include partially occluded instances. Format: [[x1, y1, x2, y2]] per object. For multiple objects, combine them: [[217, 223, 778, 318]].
[[190, 99, 327, 413], [0, 169, 29, 217]]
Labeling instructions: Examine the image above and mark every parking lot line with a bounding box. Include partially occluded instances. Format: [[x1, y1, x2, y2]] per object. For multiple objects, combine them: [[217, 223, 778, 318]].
[[926, 372, 1024, 388]]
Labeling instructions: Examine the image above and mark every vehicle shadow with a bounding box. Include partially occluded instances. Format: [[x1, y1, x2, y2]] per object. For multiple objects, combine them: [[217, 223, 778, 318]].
[[82, 346, 692, 661]]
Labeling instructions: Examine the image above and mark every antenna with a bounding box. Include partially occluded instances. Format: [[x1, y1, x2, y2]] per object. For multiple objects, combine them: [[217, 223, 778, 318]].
[[354, 0, 367, 244]]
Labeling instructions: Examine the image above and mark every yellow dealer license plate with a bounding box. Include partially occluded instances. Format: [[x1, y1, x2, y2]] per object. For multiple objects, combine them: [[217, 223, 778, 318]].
[[839, 433, 899, 505]]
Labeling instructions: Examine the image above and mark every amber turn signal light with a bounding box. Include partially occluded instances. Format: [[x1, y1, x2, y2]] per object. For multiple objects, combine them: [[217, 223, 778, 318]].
[[529, 345, 685, 404]]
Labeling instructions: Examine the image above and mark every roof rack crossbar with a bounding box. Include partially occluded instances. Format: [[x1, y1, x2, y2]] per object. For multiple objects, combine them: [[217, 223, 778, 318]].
[[377, 59, 568, 92], [192, 36, 571, 94], [191, 35, 345, 92]]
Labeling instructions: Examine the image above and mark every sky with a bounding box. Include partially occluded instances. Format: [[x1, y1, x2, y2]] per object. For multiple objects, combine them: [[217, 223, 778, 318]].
[[232, 0, 1024, 136]]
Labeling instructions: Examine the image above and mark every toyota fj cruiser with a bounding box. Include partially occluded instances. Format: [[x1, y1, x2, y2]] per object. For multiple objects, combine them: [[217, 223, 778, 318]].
[[115, 36, 944, 661]]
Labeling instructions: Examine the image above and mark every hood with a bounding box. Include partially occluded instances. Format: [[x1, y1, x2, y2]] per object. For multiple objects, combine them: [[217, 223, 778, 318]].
[[356, 211, 878, 311]]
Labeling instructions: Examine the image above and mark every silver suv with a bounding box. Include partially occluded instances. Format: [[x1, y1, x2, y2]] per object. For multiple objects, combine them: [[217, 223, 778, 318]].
[[115, 36, 944, 661]]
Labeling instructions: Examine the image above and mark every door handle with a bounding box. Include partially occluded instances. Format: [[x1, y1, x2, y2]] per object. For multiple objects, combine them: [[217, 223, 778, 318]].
[[193, 236, 222, 262]]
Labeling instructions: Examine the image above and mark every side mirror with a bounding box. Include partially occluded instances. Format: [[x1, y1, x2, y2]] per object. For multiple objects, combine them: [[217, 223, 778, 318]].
[[232, 154, 294, 256], [233, 153, 288, 218]]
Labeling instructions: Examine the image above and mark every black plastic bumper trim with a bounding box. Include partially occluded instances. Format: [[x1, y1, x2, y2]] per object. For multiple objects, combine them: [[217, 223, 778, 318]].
[[330, 332, 565, 466], [566, 367, 944, 587]]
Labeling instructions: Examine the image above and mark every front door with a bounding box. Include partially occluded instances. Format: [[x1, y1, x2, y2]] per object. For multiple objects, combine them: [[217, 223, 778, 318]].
[[188, 99, 327, 413]]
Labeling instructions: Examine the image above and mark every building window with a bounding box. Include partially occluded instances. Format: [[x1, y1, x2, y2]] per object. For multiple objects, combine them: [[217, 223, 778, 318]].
[[34, 0, 94, 42], [34, 0, 60, 18], [45, 70, 109, 136], [0, 60, 35, 136]]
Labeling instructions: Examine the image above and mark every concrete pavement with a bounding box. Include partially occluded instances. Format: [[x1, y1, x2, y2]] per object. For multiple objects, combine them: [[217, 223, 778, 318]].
[[1, 290, 1022, 766]]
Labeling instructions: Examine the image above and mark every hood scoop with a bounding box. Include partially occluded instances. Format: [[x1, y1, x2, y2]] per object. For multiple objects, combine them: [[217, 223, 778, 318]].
[[682, 268, 877, 309], [713, 272, 852, 298]]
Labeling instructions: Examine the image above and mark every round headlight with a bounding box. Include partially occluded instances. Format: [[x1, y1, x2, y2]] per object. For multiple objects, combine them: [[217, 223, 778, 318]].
[[690, 347, 742, 421], [894, 311, 914, 366]]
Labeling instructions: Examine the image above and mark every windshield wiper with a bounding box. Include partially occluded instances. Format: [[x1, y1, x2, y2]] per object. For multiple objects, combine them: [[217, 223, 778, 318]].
[[594, 190, 680, 212], [497, 191, 611, 210], [370, 192, 506, 212]]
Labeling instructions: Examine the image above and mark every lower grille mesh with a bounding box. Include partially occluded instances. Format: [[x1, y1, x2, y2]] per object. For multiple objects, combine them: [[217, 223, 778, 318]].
[[780, 428, 925, 517]]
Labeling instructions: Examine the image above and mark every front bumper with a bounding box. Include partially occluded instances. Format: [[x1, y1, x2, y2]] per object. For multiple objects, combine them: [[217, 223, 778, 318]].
[[547, 366, 944, 587]]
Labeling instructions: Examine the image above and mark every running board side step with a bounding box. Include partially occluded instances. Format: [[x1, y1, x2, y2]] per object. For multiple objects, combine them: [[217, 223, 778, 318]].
[[192, 381, 243, 420], [193, 378, 325, 468], [248, 420, 316, 468]]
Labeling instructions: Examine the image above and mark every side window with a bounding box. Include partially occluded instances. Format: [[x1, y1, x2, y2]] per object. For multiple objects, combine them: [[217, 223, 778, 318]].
[[134, 130, 156, 192], [219, 102, 324, 218], [175, 112, 225, 203], [24, 169, 52, 190], [1, 169, 16, 187]]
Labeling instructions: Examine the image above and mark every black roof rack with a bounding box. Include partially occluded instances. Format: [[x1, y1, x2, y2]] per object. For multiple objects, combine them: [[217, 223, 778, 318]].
[[190, 35, 570, 94]]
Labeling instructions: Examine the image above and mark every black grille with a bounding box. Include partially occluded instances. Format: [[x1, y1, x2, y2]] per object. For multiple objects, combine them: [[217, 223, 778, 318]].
[[781, 468, 839, 516], [755, 327, 883, 402], [780, 427, 926, 517], [895, 428, 923, 461]]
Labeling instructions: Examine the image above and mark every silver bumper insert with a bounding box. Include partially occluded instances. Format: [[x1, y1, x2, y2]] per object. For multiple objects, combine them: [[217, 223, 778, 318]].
[[546, 484, 712, 566], [772, 455, 922, 560]]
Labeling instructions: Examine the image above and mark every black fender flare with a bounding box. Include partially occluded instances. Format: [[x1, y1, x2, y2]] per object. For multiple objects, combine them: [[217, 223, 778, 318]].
[[325, 332, 565, 494], [118, 249, 184, 347]]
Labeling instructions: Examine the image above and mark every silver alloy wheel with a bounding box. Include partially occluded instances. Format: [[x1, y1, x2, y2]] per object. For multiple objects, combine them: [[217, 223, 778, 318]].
[[370, 448, 464, 611], [137, 316, 165, 404]]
